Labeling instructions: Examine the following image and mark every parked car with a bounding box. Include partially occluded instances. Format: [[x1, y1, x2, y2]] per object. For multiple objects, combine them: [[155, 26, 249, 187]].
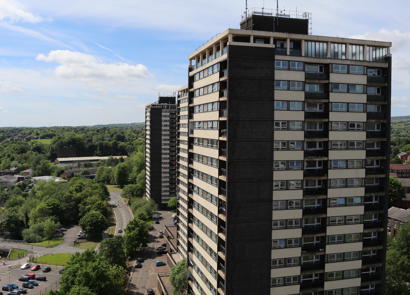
[[147, 288, 155, 295], [160, 243, 167, 248], [155, 220, 160, 224], [7, 290, 23, 295], [21, 282, 33, 289], [18, 276, 29, 282], [134, 261, 142, 268], [2, 284, 17, 291], [36, 277, 47, 281], [31, 264, 41, 271], [148, 226, 154, 231], [117, 229, 123, 233], [28, 280, 38, 286], [25, 273, 35, 279], [42, 266, 51, 273], [158, 232, 163, 238], [136, 257, 145, 263], [155, 260, 166, 267], [20, 263, 30, 270]]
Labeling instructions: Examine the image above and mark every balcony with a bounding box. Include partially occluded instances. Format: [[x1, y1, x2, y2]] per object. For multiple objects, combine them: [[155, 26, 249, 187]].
[[300, 279, 324, 291], [289, 49, 302, 56], [305, 150, 328, 158], [366, 167, 386, 175], [365, 185, 385, 194], [305, 131, 328, 139], [302, 224, 326, 235], [219, 148, 227, 157], [305, 112, 329, 119], [304, 187, 327, 196], [220, 89, 228, 98], [364, 220, 384, 230], [304, 169, 327, 178], [363, 238, 383, 248], [301, 260, 325, 272], [305, 92, 329, 100], [367, 112, 386, 120], [219, 187, 227, 197], [367, 131, 386, 139], [367, 95, 387, 103], [367, 76, 386, 84], [361, 272, 383, 282], [303, 206, 327, 215], [364, 203, 384, 211], [302, 242, 325, 253], [362, 255, 382, 265], [366, 150, 386, 157], [305, 72, 329, 81], [219, 109, 228, 118], [219, 129, 227, 138], [275, 48, 287, 55], [219, 167, 227, 177]]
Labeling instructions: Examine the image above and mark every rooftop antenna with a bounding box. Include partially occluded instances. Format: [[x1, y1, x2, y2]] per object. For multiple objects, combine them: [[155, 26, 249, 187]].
[[245, 0, 248, 18], [276, 0, 279, 16]]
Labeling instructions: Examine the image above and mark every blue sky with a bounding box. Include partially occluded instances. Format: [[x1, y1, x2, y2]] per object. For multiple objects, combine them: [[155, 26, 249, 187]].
[[0, 0, 409, 127]]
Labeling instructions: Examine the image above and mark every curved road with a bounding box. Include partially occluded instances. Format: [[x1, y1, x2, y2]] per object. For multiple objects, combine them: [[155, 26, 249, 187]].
[[109, 191, 134, 236]]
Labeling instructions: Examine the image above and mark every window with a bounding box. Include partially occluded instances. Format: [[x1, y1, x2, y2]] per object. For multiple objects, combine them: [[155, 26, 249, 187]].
[[366, 141, 381, 150], [332, 64, 348, 74], [288, 200, 302, 209], [289, 121, 303, 130], [346, 215, 362, 224], [331, 43, 346, 59], [273, 180, 287, 190], [272, 239, 286, 249], [345, 251, 361, 261], [275, 60, 289, 70], [348, 122, 364, 131], [367, 123, 382, 131], [305, 41, 328, 58], [330, 178, 346, 188], [306, 121, 324, 131], [345, 233, 361, 243], [287, 219, 301, 228], [347, 178, 363, 187], [275, 80, 288, 90], [331, 122, 347, 131], [368, 68, 382, 77], [331, 103, 348, 112], [348, 141, 364, 149], [348, 160, 363, 169], [328, 235, 344, 244], [306, 64, 325, 73], [274, 141, 287, 150], [288, 160, 303, 170], [367, 46, 388, 62], [305, 83, 324, 93], [331, 83, 348, 93], [366, 159, 381, 168], [289, 141, 304, 150], [290, 61, 304, 71], [289, 101, 304, 110], [350, 65, 365, 74], [349, 103, 364, 112], [274, 121, 287, 130], [304, 199, 322, 208], [288, 180, 302, 190], [331, 160, 347, 169], [368, 87, 382, 95], [273, 200, 287, 210], [344, 269, 360, 279], [305, 160, 323, 169], [329, 216, 345, 226], [273, 160, 286, 171], [302, 255, 321, 264], [349, 84, 365, 94], [275, 101, 288, 110], [367, 104, 382, 112], [272, 220, 286, 229], [305, 141, 324, 151], [289, 81, 304, 91], [349, 45, 364, 61], [304, 179, 323, 188], [305, 103, 324, 112]]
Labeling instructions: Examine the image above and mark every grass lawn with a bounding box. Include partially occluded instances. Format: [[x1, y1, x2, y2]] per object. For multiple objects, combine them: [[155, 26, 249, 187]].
[[29, 237, 64, 248], [106, 185, 123, 193], [74, 241, 99, 250], [30, 139, 53, 145], [32, 253, 72, 266], [8, 249, 28, 259]]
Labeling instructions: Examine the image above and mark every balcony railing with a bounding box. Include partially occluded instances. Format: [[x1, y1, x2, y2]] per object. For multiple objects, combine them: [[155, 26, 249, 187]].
[[367, 131, 386, 139], [366, 167, 386, 175], [305, 112, 329, 119], [367, 95, 386, 102], [304, 187, 327, 196], [301, 260, 325, 272], [367, 112, 386, 120], [302, 242, 325, 253], [305, 72, 329, 81], [365, 185, 385, 194], [219, 129, 227, 137], [220, 168, 227, 176], [361, 272, 383, 282], [305, 91, 329, 100], [362, 255, 382, 265], [303, 206, 327, 215], [366, 150, 386, 157], [219, 109, 228, 118], [364, 220, 384, 230], [304, 150, 328, 158], [304, 169, 327, 177], [300, 279, 324, 291], [220, 89, 228, 98], [219, 187, 227, 196], [302, 224, 326, 235], [220, 148, 227, 157], [364, 203, 384, 211], [367, 76, 386, 84], [305, 131, 328, 138]]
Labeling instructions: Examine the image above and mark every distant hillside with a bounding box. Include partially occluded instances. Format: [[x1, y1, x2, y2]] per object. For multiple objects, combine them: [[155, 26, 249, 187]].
[[392, 116, 410, 121]]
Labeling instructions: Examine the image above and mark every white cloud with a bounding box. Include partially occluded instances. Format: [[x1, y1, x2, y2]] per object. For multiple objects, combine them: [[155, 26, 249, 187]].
[[36, 50, 151, 81], [392, 97, 410, 103], [0, 81, 23, 93], [0, 106, 4, 112], [156, 84, 182, 96], [0, 0, 42, 23]]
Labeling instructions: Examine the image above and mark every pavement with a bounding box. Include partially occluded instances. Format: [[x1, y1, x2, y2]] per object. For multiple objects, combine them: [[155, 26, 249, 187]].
[[109, 191, 134, 236], [128, 210, 174, 295]]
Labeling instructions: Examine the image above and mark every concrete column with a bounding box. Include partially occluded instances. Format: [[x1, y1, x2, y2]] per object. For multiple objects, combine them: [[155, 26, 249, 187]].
[[345, 43, 350, 60], [286, 39, 291, 55], [250, 35, 254, 43], [364, 45, 368, 61], [327, 42, 331, 58], [270, 36, 274, 45], [301, 40, 305, 57]]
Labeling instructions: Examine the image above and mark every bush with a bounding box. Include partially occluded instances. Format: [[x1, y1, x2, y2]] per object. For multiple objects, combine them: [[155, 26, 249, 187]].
[[22, 218, 60, 242]]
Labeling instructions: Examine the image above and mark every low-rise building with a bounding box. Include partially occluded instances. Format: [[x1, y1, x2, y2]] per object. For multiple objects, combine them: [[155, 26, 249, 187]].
[[388, 206, 410, 235], [56, 156, 127, 167], [390, 164, 410, 178]]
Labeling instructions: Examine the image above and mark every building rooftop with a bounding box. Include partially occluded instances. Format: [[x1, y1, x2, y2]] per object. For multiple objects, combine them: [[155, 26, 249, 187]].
[[56, 156, 127, 162], [389, 206, 410, 223], [390, 164, 410, 170]]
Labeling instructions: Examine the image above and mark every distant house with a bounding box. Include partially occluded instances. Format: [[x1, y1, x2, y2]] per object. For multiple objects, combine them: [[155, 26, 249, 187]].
[[20, 169, 32, 177], [60, 167, 97, 179], [390, 164, 410, 178], [0, 175, 25, 187], [388, 206, 410, 236], [32, 176, 66, 183], [56, 156, 127, 167], [397, 152, 410, 162]]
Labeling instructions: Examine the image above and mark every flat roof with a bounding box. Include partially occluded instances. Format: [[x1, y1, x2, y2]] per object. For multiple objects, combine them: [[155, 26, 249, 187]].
[[56, 156, 128, 162]]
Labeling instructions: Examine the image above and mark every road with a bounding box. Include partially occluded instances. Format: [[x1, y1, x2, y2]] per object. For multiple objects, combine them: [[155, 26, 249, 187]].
[[128, 210, 174, 295], [109, 191, 134, 236]]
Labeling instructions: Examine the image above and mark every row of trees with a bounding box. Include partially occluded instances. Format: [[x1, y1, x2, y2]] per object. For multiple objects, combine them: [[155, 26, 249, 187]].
[[0, 178, 111, 242]]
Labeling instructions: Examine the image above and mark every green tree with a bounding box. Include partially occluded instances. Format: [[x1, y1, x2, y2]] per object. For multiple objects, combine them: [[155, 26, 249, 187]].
[[99, 236, 127, 268], [59, 250, 127, 295], [124, 218, 149, 257], [113, 163, 129, 187], [389, 176, 405, 207], [170, 259, 188, 295], [167, 197, 177, 210], [68, 286, 96, 295], [79, 211, 107, 240], [386, 221, 410, 294]]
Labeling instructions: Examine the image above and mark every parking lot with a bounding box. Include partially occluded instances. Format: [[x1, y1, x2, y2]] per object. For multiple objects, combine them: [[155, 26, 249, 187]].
[[0, 263, 63, 295], [128, 210, 174, 295]]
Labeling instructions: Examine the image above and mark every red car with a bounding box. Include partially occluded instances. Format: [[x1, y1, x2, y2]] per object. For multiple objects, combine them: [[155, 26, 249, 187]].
[[26, 272, 36, 279], [31, 264, 41, 271]]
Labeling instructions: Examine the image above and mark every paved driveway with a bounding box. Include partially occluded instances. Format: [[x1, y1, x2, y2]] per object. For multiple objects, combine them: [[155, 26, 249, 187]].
[[128, 211, 174, 295], [109, 191, 134, 236]]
